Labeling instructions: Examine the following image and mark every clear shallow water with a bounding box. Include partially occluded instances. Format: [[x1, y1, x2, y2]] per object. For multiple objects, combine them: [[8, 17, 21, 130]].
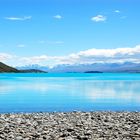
[[0, 73, 140, 113]]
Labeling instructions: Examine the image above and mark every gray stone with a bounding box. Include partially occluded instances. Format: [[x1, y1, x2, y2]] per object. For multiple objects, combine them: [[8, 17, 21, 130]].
[[16, 136, 23, 140]]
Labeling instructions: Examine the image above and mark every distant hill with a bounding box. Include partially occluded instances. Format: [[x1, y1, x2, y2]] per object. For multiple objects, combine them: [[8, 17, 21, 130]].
[[16, 64, 49, 72], [20, 69, 47, 73], [0, 62, 46, 73], [0, 62, 19, 73], [84, 71, 103, 73]]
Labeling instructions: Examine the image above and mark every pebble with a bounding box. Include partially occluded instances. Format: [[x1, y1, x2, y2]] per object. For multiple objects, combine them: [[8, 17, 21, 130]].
[[0, 112, 139, 139]]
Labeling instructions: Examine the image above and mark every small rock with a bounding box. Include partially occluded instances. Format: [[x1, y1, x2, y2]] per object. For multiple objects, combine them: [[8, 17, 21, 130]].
[[67, 128, 74, 132], [16, 136, 23, 140]]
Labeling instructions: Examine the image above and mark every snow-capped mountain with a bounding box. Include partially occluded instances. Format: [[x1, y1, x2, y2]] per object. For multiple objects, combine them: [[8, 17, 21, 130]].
[[16, 62, 140, 73]]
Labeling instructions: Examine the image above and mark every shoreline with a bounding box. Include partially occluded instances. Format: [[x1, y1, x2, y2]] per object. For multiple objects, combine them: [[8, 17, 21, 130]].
[[0, 112, 140, 140]]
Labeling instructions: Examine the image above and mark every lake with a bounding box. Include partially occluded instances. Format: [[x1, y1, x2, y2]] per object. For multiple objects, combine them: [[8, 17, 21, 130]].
[[0, 73, 140, 113]]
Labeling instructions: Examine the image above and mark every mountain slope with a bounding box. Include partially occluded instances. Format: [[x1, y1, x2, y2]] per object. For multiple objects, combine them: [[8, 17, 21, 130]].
[[0, 62, 19, 73]]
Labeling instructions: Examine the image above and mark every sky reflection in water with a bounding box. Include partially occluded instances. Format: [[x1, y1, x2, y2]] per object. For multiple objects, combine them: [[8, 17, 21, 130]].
[[0, 74, 140, 113]]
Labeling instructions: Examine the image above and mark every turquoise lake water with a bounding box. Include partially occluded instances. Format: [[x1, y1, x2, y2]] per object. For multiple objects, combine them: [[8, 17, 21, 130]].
[[0, 73, 140, 113]]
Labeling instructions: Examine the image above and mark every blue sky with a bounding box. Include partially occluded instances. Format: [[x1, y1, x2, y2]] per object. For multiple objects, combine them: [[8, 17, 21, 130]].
[[0, 0, 140, 67]]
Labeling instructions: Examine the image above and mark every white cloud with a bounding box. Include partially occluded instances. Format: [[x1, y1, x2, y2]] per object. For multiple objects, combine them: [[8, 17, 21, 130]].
[[69, 45, 140, 64], [53, 15, 62, 19], [17, 44, 25, 48], [5, 16, 32, 21], [39, 40, 64, 45], [15, 45, 140, 67], [21, 55, 49, 64], [91, 15, 106, 22], [114, 10, 120, 13], [1, 45, 140, 68], [0, 53, 14, 61]]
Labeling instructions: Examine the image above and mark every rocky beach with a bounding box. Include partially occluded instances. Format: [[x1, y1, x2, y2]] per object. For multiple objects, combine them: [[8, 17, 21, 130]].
[[0, 112, 140, 140]]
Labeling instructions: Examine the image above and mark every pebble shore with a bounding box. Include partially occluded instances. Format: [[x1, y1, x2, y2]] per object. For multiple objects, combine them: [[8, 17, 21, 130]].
[[0, 112, 140, 140]]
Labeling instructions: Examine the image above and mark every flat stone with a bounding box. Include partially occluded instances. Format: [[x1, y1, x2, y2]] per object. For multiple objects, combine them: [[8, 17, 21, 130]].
[[16, 136, 23, 140]]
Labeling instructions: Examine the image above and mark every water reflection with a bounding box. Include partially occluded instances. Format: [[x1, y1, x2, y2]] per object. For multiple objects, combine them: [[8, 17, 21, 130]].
[[83, 81, 140, 101], [0, 76, 140, 112]]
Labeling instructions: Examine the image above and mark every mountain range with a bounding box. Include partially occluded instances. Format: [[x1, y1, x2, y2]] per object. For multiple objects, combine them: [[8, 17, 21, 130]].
[[1, 61, 140, 73], [16, 62, 140, 73]]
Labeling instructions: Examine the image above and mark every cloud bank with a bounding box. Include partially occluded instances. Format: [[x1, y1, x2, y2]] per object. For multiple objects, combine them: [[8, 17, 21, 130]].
[[1, 45, 140, 67]]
